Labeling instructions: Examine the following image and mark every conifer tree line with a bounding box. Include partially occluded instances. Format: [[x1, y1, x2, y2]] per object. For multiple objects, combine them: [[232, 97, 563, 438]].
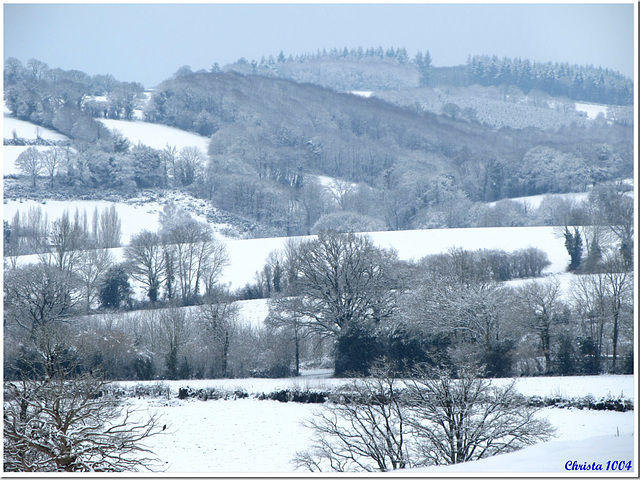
[[466, 55, 633, 105]]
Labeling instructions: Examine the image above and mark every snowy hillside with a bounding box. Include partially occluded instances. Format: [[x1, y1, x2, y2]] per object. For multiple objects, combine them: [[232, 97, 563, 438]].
[[3, 112, 70, 175], [6, 222, 570, 292], [97, 118, 210, 152], [3, 114, 69, 141]]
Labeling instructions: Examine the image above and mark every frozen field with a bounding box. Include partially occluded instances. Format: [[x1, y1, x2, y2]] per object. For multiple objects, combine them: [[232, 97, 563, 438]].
[[121, 374, 635, 474], [97, 118, 210, 152]]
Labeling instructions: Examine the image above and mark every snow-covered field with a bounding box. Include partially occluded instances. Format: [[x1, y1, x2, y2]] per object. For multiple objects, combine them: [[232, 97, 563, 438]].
[[121, 375, 635, 473], [575, 102, 609, 120], [3, 114, 69, 142], [3, 113, 71, 175], [3, 95, 636, 475], [490, 191, 590, 209], [97, 118, 210, 152]]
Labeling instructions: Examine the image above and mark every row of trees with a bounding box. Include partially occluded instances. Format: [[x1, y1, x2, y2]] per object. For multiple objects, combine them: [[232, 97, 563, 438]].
[[12, 140, 207, 192], [4, 223, 633, 382], [5, 204, 121, 260], [466, 55, 633, 105], [262, 232, 633, 378], [4, 57, 145, 128]]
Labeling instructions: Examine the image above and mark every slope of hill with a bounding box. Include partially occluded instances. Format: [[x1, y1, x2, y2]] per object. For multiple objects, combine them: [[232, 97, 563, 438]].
[[97, 118, 209, 152]]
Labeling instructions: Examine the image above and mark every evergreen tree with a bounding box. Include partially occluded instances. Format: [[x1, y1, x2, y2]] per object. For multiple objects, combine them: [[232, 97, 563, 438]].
[[564, 226, 583, 272], [99, 265, 132, 309]]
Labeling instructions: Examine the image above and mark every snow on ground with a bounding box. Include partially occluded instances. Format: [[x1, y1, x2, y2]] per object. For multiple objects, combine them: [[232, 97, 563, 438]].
[[129, 398, 322, 473], [235, 298, 270, 329], [3, 115, 69, 141], [119, 374, 634, 400], [97, 118, 210, 152], [490, 191, 590, 209], [121, 375, 634, 473], [575, 102, 608, 120], [5, 223, 570, 292], [350, 91, 373, 98], [415, 433, 635, 474]]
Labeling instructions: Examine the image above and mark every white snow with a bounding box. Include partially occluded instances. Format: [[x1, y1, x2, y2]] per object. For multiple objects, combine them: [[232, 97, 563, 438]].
[[4, 218, 570, 292], [3, 115, 69, 141], [97, 118, 210, 152], [414, 433, 634, 473], [490, 191, 590, 209], [575, 102, 608, 120], [235, 298, 270, 329], [350, 91, 373, 98], [119, 374, 635, 473]]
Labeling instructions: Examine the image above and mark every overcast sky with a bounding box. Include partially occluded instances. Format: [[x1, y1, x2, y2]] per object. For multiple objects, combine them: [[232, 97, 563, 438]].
[[3, 2, 636, 88]]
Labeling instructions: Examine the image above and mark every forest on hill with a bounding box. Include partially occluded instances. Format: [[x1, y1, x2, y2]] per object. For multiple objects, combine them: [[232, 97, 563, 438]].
[[224, 47, 633, 105], [3, 53, 634, 236]]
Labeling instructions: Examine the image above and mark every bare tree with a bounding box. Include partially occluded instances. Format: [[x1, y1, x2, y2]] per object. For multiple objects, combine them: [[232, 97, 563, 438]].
[[295, 365, 410, 472], [516, 277, 566, 374], [40, 147, 62, 187], [124, 230, 166, 303], [15, 146, 42, 187], [4, 372, 164, 472], [161, 144, 178, 186], [269, 232, 399, 373], [272, 232, 398, 339], [601, 252, 633, 371], [98, 205, 122, 248], [4, 263, 81, 336], [77, 248, 115, 312], [159, 307, 193, 379], [296, 363, 555, 472], [175, 146, 204, 186], [197, 289, 239, 378], [405, 365, 555, 466], [161, 211, 227, 305], [48, 209, 88, 274]]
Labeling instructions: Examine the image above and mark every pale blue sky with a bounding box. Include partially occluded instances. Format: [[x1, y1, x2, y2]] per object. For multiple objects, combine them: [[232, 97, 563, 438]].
[[4, 3, 636, 88]]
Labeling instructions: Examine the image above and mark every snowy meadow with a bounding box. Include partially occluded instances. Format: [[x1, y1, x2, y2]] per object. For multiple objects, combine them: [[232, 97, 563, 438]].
[[3, 105, 636, 475], [120, 374, 635, 474]]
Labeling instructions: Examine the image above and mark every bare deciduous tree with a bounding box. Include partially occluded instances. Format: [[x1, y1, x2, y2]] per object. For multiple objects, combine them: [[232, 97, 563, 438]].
[[77, 248, 115, 312], [516, 277, 566, 374], [4, 373, 164, 472], [197, 289, 239, 378], [271, 232, 398, 339], [124, 230, 166, 303], [295, 366, 409, 472], [296, 363, 555, 472], [15, 146, 42, 187], [405, 366, 555, 466], [40, 147, 62, 187], [4, 263, 81, 335]]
